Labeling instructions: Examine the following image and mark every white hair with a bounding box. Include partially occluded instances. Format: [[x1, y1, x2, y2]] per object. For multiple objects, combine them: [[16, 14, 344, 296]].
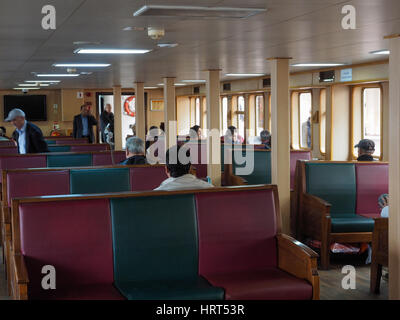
[[126, 137, 145, 154]]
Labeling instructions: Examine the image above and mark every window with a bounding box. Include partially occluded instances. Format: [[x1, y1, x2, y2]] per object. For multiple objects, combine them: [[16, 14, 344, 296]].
[[268, 94, 272, 131], [362, 87, 381, 157], [222, 97, 228, 134], [195, 97, 201, 126], [255, 95, 264, 136], [237, 96, 245, 138], [320, 89, 326, 154], [299, 92, 312, 149]]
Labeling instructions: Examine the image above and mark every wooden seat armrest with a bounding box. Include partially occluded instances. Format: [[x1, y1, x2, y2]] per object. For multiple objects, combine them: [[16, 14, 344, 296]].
[[229, 175, 247, 186], [14, 254, 29, 285], [302, 193, 331, 218], [277, 233, 320, 300]]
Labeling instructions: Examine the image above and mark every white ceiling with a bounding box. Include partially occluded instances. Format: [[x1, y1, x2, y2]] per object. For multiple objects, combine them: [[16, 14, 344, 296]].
[[0, 0, 398, 89]]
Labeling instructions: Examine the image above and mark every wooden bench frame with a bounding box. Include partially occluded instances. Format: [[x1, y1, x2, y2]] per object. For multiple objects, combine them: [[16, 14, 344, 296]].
[[370, 218, 388, 294], [10, 185, 319, 300], [295, 160, 389, 269]]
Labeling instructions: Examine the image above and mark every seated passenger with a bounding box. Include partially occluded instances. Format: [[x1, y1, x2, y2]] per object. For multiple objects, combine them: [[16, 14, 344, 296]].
[[189, 125, 202, 141], [146, 126, 159, 150], [379, 193, 389, 217], [222, 126, 243, 144], [0, 126, 9, 141], [120, 137, 147, 165], [355, 139, 375, 161], [154, 144, 214, 191], [260, 129, 271, 149]]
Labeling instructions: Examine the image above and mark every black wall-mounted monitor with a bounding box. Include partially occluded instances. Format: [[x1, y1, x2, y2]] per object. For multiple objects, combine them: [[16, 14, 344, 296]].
[[3, 95, 47, 121]]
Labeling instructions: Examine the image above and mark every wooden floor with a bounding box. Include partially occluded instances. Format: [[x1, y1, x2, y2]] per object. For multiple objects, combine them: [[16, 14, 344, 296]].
[[0, 246, 388, 301]]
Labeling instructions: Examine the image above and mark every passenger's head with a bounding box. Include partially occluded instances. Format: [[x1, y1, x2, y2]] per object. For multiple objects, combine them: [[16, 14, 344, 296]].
[[190, 125, 202, 139], [165, 144, 191, 178], [160, 122, 165, 133], [378, 193, 389, 209], [355, 139, 375, 156], [81, 104, 90, 116], [125, 136, 145, 158], [105, 104, 112, 113], [225, 126, 238, 143], [0, 126, 6, 136], [260, 130, 271, 144], [5, 108, 26, 130]]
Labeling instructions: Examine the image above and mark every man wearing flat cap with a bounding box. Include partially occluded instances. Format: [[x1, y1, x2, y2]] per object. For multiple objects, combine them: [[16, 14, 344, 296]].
[[355, 139, 375, 161], [6, 108, 49, 154]]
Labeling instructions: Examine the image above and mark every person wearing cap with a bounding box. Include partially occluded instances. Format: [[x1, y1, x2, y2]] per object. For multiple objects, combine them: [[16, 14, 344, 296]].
[[6, 108, 49, 154], [73, 104, 98, 143], [355, 139, 375, 161]]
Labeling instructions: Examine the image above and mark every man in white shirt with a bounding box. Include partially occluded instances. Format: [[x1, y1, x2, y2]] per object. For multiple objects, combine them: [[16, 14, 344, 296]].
[[154, 144, 214, 191]]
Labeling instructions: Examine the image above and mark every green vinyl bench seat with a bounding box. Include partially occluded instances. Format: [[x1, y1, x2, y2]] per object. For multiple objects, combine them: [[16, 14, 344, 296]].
[[330, 214, 375, 233]]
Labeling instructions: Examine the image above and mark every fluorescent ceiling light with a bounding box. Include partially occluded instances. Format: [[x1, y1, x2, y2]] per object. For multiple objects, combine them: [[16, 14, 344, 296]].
[[181, 80, 206, 83], [144, 87, 159, 89], [37, 74, 80, 77], [18, 84, 36, 87], [53, 63, 111, 67], [75, 48, 151, 54], [133, 5, 267, 19], [39, 84, 50, 87], [291, 63, 346, 67], [370, 49, 390, 55], [225, 73, 266, 77], [157, 43, 178, 48], [26, 80, 61, 83], [13, 87, 39, 90], [157, 83, 186, 86]]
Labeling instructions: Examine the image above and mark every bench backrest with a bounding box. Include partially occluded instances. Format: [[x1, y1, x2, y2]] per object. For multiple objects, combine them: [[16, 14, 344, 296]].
[[13, 185, 277, 295], [18, 199, 115, 294], [0, 146, 19, 155], [4, 165, 168, 207], [302, 161, 388, 215]]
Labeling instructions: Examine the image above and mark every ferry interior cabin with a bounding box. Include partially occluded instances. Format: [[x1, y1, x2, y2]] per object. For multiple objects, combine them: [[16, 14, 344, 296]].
[[1, 0, 400, 305]]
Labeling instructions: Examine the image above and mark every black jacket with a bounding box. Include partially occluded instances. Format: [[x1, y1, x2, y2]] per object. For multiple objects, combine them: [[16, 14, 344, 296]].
[[120, 155, 147, 165], [12, 122, 49, 154], [73, 114, 98, 143], [357, 154, 374, 161], [100, 111, 114, 132]]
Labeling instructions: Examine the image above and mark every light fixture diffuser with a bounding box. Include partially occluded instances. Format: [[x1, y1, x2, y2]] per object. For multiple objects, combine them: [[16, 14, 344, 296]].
[[225, 73, 266, 77], [37, 74, 80, 77], [291, 63, 346, 67], [369, 49, 390, 55], [53, 63, 111, 67], [75, 48, 151, 54]]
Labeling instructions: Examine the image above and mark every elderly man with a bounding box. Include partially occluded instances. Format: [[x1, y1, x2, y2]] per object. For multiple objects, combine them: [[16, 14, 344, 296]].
[[154, 144, 213, 191], [355, 139, 375, 161], [120, 137, 147, 165], [73, 104, 98, 143], [260, 130, 271, 149], [6, 108, 49, 154]]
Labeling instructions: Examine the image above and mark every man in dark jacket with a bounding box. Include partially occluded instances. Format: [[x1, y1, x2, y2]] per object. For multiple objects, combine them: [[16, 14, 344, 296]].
[[355, 139, 375, 161], [120, 137, 147, 165], [73, 104, 98, 143], [6, 108, 49, 154], [100, 103, 114, 143]]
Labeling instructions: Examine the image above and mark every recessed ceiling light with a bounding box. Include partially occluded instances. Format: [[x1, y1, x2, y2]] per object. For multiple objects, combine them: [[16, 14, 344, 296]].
[[370, 49, 390, 55], [225, 73, 266, 77], [157, 43, 178, 48], [26, 80, 61, 83], [53, 63, 111, 67], [181, 80, 206, 83], [133, 5, 267, 19], [13, 87, 40, 90], [291, 63, 346, 67], [37, 74, 80, 77], [74, 48, 151, 54]]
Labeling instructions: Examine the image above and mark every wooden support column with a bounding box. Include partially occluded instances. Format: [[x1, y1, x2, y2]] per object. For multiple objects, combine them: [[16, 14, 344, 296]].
[[113, 85, 122, 150], [163, 77, 176, 149], [134, 82, 146, 141], [387, 34, 400, 300], [269, 58, 291, 234], [206, 69, 222, 186]]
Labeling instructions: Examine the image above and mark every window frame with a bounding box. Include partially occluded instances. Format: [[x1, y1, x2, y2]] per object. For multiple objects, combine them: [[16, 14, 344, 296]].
[[235, 95, 246, 139], [255, 94, 265, 137], [291, 90, 313, 150]]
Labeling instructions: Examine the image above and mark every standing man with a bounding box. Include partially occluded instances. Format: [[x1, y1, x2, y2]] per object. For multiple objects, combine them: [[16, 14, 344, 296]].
[[73, 104, 98, 143], [6, 108, 49, 154], [100, 103, 114, 143]]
